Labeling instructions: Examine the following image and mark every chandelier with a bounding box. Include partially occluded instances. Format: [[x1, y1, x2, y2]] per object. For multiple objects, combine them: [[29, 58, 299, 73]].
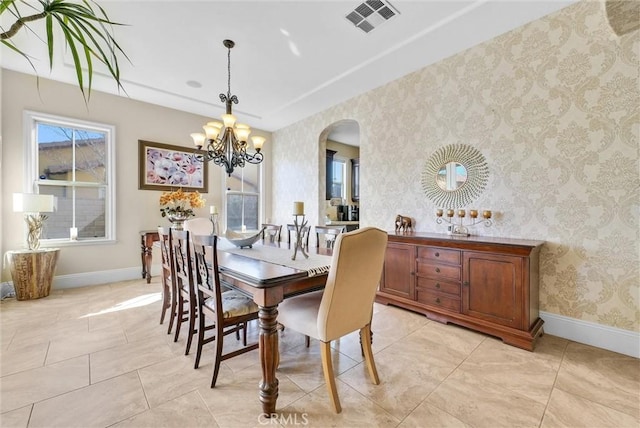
[[191, 39, 265, 176]]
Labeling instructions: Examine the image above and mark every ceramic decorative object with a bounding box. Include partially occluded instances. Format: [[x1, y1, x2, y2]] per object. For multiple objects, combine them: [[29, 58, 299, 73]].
[[225, 227, 265, 248]]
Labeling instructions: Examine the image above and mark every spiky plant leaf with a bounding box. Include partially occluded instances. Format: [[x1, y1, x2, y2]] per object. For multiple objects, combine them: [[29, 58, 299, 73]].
[[0, 0, 128, 102]]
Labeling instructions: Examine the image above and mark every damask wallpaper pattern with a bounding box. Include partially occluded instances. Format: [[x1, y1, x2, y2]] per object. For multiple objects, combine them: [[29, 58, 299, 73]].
[[272, 1, 639, 332]]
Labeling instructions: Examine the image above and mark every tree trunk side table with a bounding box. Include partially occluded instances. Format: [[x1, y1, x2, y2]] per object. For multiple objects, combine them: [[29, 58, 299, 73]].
[[7, 248, 60, 300]]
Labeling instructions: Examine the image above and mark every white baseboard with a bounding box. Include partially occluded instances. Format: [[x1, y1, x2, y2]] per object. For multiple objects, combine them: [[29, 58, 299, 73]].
[[51, 264, 162, 289], [540, 311, 639, 358]]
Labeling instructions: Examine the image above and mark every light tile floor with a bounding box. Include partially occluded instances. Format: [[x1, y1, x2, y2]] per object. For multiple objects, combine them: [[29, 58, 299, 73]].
[[1, 278, 638, 428]]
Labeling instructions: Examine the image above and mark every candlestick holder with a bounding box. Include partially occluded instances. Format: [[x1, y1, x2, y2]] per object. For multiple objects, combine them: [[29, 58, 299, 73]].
[[291, 214, 309, 260], [435, 209, 492, 237], [209, 213, 219, 236]]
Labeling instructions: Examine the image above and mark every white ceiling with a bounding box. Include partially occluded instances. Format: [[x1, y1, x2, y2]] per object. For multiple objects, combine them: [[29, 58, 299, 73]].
[[2, 1, 576, 145]]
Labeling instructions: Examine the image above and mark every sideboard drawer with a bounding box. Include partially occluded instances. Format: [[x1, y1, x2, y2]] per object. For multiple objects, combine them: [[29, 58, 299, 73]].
[[416, 277, 460, 296], [416, 261, 461, 281], [416, 289, 460, 312], [417, 247, 461, 265]]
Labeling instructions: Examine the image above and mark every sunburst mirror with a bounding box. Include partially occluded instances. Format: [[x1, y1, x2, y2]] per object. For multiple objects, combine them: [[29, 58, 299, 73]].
[[421, 144, 489, 208]]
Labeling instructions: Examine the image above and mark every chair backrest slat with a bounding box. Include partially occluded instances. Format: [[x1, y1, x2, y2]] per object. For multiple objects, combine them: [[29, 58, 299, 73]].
[[261, 223, 282, 243], [287, 224, 310, 246], [315, 225, 346, 248], [170, 229, 194, 295], [158, 227, 174, 273], [192, 234, 223, 316]]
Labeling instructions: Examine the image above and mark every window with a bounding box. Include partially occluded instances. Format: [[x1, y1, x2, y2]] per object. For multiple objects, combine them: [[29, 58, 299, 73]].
[[24, 111, 115, 243], [329, 157, 346, 199], [225, 162, 261, 232]]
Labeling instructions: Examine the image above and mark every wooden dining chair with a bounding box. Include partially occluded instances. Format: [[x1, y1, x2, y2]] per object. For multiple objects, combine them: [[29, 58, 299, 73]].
[[277, 227, 388, 413], [287, 223, 310, 247], [192, 234, 260, 385], [158, 227, 177, 334], [261, 223, 282, 243], [171, 228, 240, 356], [170, 228, 199, 355], [315, 225, 346, 248]]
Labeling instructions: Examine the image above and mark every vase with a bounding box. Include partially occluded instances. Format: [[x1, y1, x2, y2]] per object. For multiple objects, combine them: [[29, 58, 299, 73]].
[[167, 212, 191, 230]]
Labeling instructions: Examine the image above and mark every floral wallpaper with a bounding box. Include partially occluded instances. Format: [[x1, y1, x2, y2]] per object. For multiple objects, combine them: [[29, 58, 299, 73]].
[[272, 1, 639, 332]]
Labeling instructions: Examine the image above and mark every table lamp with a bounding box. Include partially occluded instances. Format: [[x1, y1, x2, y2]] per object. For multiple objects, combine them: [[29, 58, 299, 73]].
[[13, 193, 56, 250]]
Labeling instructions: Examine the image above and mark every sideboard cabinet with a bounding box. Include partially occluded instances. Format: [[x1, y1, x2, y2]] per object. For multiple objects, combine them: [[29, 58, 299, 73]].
[[377, 232, 545, 351]]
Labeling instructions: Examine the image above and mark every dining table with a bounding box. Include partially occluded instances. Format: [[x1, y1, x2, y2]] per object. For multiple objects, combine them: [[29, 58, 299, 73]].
[[214, 240, 333, 416]]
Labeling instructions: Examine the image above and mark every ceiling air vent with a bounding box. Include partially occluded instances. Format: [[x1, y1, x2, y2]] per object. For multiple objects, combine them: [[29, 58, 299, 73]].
[[345, 0, 399, 34]]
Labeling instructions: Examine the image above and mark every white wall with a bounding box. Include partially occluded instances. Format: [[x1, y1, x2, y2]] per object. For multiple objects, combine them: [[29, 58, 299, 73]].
[[1, 70, 272, 280]]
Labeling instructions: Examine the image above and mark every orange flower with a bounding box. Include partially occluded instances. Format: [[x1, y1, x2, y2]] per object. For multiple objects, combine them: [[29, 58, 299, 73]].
[[159, 188, 205, 218]]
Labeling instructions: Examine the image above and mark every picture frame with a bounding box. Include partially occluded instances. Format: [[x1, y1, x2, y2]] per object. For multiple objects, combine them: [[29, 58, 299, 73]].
[[138, 140, 208, 192]]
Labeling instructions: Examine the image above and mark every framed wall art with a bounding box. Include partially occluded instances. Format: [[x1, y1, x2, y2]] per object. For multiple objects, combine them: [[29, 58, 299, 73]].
[[138, 140, 208, 192]]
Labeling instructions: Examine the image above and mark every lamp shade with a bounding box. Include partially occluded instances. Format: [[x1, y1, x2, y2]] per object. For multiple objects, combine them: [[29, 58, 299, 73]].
[[251, 136, 265, 151], [191, 133, 206, 147], [13, 193, 55, 213]]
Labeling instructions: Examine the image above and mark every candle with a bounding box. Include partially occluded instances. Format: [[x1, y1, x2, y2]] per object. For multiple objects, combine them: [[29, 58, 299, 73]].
[[458, 209, 466, 218], [436, 209, 443, 217], [483, 210, 492, 219], [469, 210, 478, 218], [446, 209, 454, 217], [293, 201, 304, 216], [70, 227, 78, 241], [209, 205, 217, 215]]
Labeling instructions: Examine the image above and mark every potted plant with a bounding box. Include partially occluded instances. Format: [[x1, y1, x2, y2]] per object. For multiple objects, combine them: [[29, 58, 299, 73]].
[[159, 189, 206, 230], [0, 0, 128, 101]]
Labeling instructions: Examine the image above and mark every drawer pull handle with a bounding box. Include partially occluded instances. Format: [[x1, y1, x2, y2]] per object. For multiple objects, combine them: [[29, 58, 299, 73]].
[[435, 267, 440, 273], [463, 281, 469, 287], [435, 283, 441, 289], [435, 298, 441, 304], [435, 252, 440, 257]]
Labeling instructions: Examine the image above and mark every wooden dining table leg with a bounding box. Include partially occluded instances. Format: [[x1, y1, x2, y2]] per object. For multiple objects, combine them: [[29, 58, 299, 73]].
[[258, 305, 279, 416]]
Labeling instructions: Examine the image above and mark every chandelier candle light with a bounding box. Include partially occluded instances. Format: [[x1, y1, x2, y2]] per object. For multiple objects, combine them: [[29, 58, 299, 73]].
[[436, 208, 492, 237], [291, 201, 309, 261], [191, 39, 265, 176]]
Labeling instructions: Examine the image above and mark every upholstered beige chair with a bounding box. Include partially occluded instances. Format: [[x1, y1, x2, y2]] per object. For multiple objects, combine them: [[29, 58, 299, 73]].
[[277, 227, 388, 413], [184, 217, 213, 235]]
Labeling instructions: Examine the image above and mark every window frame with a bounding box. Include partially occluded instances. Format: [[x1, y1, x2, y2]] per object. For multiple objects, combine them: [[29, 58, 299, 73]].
[[23, 110, 117, 245], [330, 155, 347, 200], [223, 162, 264, 233]]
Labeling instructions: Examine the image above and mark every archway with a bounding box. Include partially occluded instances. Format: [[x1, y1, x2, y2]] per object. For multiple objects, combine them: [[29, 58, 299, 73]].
[[318, 120, 360, 228]]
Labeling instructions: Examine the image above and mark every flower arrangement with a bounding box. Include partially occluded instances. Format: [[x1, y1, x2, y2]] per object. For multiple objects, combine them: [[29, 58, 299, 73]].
[[159, 188, 205, 219]]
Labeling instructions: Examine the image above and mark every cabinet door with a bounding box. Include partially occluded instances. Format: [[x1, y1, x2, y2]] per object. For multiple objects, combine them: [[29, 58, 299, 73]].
[[380, 243, 415, 300], [462, 252, 523, 328]]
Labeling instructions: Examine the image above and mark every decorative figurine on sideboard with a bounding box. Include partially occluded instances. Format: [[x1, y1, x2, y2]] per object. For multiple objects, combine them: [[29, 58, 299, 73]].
[[436, 208, 492, 236], [395, 215, 414, 232]]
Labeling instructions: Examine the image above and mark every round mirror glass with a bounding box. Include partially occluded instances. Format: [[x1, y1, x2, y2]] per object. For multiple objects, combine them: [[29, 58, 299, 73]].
[[436, 162, 468, 191]]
